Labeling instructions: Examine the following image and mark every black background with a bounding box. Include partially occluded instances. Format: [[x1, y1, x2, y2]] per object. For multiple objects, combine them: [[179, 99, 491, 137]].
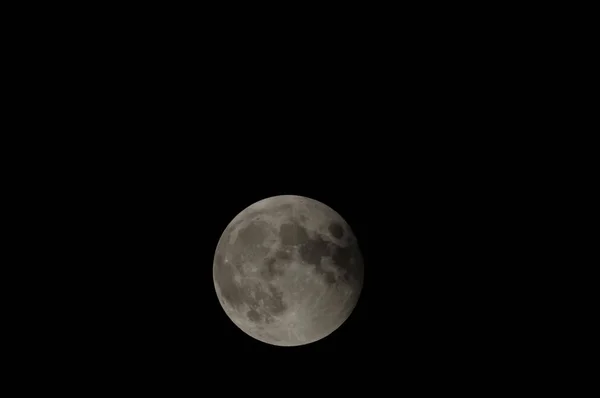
[[55, 119, 513, 387], [21, 11, 534, 391]]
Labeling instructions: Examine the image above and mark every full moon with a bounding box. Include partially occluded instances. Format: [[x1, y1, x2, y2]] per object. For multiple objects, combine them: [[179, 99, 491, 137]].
[[213, 195, 364, 346]]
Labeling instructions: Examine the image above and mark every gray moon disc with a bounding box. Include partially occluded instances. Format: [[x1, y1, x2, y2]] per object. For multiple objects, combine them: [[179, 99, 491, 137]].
[[213, 195, 364, 346]]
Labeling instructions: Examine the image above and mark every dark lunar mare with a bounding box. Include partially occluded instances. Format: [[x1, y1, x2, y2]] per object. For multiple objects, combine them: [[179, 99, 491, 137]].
[[261, 255, 286, 280], [277, 220, 362, 286], [236, 221, 269, 246], [330, 242, 363, 285], [279, 222, 309, 246], [328, 222, 344, 239]]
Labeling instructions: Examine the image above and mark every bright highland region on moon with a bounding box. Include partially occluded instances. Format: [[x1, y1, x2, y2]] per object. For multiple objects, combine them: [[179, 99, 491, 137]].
[[213, 195, 364, 346]]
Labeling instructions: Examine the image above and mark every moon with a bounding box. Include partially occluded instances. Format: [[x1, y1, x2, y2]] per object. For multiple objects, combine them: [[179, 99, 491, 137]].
[[213, 195, 364, 346]]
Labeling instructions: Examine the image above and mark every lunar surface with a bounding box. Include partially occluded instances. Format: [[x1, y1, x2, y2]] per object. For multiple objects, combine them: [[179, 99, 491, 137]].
[[213, 195, 364, 346]]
